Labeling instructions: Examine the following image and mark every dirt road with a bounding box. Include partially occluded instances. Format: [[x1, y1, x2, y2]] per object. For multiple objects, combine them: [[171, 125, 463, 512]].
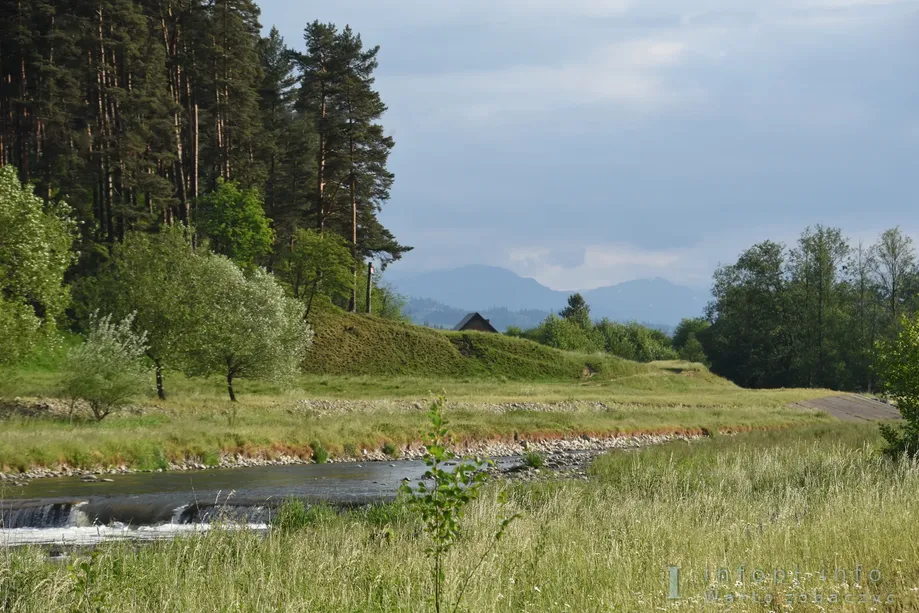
[[792, 394, 901, 422]]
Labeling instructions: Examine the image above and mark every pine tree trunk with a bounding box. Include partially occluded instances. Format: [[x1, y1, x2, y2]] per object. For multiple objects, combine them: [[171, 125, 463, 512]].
[[316, 79, 326, 230], [348, 130, 357, 312]]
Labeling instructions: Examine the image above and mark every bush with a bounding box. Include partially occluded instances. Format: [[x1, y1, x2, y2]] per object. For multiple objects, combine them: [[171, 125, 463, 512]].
[[678, 335, 709, 365], [525, 313, 603, 353], [382, 441, 399, 458], [877, 316, 919, 459], [400, 397, 518, 612], [672, 317, 710, 351], [61, 312, 151, 421], [0, 296, 42, 366], [310, 440, 329, 464], [75, 227, 200, 399], [522, 450, 545, 469], [595, 319, 677, 362]]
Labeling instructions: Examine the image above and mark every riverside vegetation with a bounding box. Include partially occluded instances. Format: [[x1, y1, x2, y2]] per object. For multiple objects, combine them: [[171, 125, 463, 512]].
[[3, 422, 918, 612], [0, 336, 832, 475]]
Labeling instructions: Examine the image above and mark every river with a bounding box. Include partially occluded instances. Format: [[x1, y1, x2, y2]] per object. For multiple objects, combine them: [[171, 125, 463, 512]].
[[1, 457, 523, 546]]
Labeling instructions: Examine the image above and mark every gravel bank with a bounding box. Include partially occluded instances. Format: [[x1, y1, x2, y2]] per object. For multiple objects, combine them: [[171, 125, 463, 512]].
[[0, 430, 706, 485]]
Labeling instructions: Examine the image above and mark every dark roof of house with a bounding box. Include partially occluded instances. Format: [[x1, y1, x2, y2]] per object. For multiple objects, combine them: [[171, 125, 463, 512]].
[[453, 312, 498, 333]]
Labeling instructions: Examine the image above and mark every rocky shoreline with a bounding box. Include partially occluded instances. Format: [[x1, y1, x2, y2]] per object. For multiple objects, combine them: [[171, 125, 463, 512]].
[[0, 430, 706, 486]]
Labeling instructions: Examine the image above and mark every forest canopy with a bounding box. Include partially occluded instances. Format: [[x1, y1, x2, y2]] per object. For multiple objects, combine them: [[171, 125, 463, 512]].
[[0, 2, 410, 284]]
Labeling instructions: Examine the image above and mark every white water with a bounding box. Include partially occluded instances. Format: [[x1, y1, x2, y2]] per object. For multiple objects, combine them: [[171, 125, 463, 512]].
[[2, 522, 268, 546]]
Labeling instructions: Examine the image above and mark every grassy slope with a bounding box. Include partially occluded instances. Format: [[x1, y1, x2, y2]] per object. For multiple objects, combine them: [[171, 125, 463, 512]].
[[302, 307, 650, 380], [0, 309, 836, 472], [4, 423, 917, 612]]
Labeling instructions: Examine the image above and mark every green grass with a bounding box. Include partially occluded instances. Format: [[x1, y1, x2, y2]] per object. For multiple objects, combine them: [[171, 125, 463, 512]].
[[302, 307, 652, 380], [0, 375, 833, 473], [0, 309, 836, 473], [3, 423, 917, 612]]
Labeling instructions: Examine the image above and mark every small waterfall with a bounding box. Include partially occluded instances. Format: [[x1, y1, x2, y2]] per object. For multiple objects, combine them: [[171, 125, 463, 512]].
[[2, 499, 274, 529], [1, 501, 84, 529]]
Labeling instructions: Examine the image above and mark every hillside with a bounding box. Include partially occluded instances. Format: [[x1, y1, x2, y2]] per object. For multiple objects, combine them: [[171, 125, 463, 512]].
[[303, 307, 655, 380]]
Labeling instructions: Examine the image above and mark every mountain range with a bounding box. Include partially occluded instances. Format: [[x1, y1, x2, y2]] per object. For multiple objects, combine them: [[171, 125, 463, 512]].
[[389, 265, 710, 332]]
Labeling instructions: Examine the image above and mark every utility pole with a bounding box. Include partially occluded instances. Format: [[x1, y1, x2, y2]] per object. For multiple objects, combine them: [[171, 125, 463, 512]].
[[366, 262, 373, 314]]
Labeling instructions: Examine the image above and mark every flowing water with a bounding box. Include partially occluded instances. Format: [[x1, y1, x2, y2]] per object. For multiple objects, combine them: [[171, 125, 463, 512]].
[[1, 458, 521, 546]]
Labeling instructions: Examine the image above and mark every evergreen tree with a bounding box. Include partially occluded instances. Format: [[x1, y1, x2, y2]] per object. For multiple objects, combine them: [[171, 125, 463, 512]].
[[256, 27, 297, 251], [1, 4, 407, 296], [560, 293, 592, 329]]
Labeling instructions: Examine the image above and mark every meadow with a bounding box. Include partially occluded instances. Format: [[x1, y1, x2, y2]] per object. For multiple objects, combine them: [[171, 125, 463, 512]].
[[0, 358, 833, 473], [2, 422, 916, 612]]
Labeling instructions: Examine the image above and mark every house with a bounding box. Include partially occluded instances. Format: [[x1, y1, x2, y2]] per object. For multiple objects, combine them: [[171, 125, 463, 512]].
[[453, 312, 499, 333]]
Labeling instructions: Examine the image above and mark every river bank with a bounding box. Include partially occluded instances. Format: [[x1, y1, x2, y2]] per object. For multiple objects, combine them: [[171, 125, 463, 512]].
[[1, 428, 707, 484], [0, 384, 832, 480], [5, 423, 917, 612]]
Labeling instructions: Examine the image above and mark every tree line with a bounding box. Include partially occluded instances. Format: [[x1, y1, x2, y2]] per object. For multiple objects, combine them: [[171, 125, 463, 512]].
[[506, 225, 916, 393], [0, 1, 409, 304], [692, 225, 916, 391], [506, 294, 686, 363]]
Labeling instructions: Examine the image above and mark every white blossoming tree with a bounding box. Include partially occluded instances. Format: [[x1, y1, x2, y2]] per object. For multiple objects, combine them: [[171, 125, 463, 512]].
[[185, 255, 314, 401], [61, 312, 152, 421]]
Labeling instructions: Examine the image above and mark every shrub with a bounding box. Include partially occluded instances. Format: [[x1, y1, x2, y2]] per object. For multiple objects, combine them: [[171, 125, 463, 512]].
[[400, 396, 518, 613], [595, 319, 678, 362], [75, 227, 199, 399], [877, 315, 919, 459], [678, 335, 709, 365], [672, 317, 710, 351], [522, 450, 545, 469], [310, 440, 329, 464], [61, 312, 151, 421], [382, 441, 399, 458], [526, 313, 603, 353], [0, 296, 42, 366]]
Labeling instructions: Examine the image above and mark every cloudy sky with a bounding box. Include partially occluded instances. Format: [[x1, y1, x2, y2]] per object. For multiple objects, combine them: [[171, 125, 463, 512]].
[[260, 0, 918, 291]]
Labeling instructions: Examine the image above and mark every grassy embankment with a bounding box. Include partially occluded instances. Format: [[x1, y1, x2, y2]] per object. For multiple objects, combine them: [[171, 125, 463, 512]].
[[0, 309, 834, 473], [3, 423, 917, 612]]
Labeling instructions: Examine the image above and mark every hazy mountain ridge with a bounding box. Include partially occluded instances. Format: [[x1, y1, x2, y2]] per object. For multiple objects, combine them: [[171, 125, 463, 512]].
[[393, 265, 709, 330]]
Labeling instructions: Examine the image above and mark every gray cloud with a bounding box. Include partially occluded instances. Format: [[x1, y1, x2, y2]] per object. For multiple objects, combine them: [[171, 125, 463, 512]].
[[260, 0, 919, 288]]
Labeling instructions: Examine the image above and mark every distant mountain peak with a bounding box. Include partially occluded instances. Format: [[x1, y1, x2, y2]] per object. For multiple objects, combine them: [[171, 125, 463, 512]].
[[391, 266, 709, 327]]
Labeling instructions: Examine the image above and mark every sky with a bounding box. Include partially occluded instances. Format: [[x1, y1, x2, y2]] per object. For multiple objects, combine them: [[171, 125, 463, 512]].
[[259, 0, 919, 291]]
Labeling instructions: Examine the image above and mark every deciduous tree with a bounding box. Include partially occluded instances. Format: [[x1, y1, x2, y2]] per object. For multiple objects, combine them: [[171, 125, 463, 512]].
[[184, 257, 313, 401]]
